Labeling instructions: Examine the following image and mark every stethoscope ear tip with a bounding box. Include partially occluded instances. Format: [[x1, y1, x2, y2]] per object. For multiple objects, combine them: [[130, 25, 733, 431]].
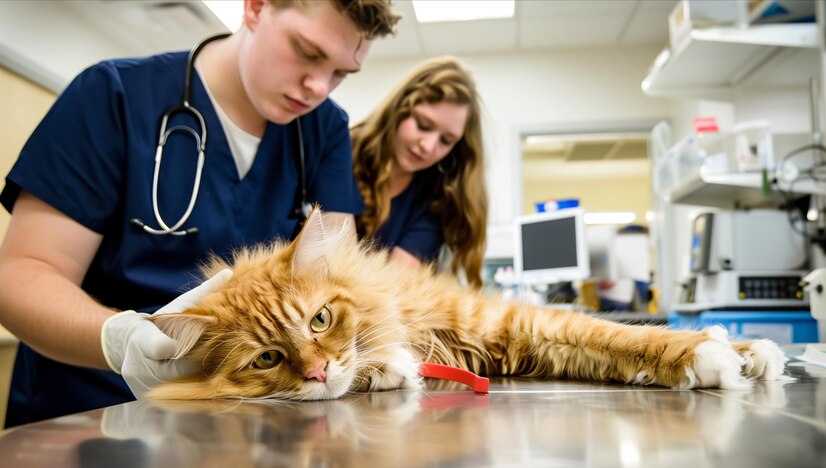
[[130, 218, 146, 229]]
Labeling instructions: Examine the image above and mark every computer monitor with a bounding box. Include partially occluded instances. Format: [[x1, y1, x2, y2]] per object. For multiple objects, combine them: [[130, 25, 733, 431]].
[[513, 208, 590, 284]]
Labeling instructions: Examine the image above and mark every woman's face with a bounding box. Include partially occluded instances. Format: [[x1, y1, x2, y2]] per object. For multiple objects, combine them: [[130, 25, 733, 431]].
[[393, 101, 469, 176]]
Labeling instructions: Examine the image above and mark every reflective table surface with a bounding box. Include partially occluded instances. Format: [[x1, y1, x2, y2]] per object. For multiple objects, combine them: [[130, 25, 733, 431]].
[[1, 351, 825, 467]]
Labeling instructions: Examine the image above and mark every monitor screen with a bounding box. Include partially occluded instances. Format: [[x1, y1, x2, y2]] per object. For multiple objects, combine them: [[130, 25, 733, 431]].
[[513, 208, 590, 284]]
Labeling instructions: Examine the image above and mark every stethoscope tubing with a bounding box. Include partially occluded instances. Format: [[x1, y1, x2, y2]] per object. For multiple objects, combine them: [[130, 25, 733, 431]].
[[132, 33, 228, 236], [133, 32, 309, 237], [149, 126, 205, 235]]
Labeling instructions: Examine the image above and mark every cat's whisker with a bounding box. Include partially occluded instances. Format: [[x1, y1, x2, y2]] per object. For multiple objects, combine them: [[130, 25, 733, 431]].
[[355, 315, 428, 348], [212, 341, 247, 374], [354, 334, 407, 353], [354, 314, 404, 342], [348, 376, 372, 394], [359, 307, 394, 333], [244, 392, 289, 402], [356, 324, 403, 347], [357, 341, 416, 358], [201, 335, 235, 367], [417, 385, 433, 401], [354, 363, 386, 377], [403, 341, 429, 355], [356, 305, 439, 341]]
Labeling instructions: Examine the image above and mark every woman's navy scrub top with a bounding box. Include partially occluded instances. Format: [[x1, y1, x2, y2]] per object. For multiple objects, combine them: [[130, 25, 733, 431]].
[[373, 171, 444, 263], [0, 51, 364, 428]]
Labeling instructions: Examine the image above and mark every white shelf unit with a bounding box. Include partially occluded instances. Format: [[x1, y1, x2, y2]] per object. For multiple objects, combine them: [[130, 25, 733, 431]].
[[642, 23, 819, 98], [644, 4, 825, 316], [666, 169, 826, 209]]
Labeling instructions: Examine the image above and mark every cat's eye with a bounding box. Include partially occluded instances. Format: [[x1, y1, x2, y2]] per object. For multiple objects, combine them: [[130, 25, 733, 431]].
[[252, 350, 282, 370], [310, 306, 332, 333]]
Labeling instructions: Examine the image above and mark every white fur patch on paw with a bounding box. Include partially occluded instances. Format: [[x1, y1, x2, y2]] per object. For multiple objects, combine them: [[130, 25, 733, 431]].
[[740, 339, 788, 380], [370, 347, 422, 391], [682, 339, 751, 390], [705, 324, 729, 342]]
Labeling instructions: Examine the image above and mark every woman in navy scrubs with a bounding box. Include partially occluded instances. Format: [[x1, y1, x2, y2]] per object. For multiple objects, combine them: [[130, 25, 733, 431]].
[[0, 0, 399, 428], [351, 57, 489, 287]]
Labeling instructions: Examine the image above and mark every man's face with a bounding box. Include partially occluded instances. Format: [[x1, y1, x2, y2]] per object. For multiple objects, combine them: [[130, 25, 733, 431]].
[[239, 0, 371, 124]]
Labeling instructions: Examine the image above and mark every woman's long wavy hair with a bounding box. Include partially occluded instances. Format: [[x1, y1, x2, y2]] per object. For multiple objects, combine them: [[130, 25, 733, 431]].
[[351, 56, 488, 287]]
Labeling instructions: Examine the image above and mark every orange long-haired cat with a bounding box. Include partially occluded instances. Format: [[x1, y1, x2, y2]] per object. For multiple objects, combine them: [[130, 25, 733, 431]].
[[147, 210, 788, 400]]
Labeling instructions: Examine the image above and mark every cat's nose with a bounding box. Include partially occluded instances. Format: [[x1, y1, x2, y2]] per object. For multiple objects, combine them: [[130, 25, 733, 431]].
[[305, 363, 327, 382]]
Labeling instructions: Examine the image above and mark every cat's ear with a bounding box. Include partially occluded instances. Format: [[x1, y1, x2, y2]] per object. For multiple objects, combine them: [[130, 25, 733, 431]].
[[149, 313, 216, 359], [292, 208, 330, 275], [292, 209, 356, 274]]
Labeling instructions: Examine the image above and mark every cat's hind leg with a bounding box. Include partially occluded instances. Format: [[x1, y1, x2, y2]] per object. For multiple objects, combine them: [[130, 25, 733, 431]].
[[636, 326, 789, 389], [683, 325, 752, 390], [731, 339, 788, 380]]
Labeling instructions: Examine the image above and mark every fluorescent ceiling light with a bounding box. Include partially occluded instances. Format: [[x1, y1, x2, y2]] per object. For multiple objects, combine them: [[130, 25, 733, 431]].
[[202, 0, 244, 32], [412, 0, 515, 23], [584, 212, 637, 225]]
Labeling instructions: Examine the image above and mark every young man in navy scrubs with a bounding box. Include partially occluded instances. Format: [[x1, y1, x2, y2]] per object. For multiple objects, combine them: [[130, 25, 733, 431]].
[[0, 0, 399, 427]]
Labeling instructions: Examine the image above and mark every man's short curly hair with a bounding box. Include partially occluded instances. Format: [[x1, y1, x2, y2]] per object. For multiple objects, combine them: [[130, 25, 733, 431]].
[[271, 0, 400, 39]]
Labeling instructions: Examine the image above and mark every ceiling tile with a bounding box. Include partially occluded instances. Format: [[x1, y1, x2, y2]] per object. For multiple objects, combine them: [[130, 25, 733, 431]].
[[620, 10, 671, 45], [362, 1, 421, 59], [637, 0, 680, 14], [419, 19, 517, 55], [391, 0, 417, 19], [367, 15, 423, 59], [519, 17, 626, 49], [518, 0, 637, 19]]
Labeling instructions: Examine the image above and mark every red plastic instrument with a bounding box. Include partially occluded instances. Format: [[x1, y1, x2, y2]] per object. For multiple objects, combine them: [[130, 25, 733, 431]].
[[419, 362, 489, 394]]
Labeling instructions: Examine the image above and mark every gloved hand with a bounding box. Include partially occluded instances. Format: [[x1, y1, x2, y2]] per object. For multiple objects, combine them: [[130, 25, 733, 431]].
[[101, 269, 232, 398]]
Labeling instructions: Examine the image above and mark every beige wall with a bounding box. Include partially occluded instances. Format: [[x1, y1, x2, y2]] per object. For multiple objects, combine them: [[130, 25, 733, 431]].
[[0, 65, 56, 231], [522, 160, 652, 223], [0, 65, 56, 427]]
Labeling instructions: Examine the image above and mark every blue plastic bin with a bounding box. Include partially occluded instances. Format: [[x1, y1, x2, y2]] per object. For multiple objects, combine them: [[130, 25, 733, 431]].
[[534, 199, 579, 213], [668, 311, 818, 345]]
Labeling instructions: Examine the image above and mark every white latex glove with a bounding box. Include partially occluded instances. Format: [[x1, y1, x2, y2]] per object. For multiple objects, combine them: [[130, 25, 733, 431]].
[[101, 269, 232, 398]]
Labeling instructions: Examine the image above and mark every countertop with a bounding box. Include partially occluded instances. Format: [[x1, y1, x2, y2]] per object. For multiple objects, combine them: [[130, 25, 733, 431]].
[[1, 347, 824, 467]]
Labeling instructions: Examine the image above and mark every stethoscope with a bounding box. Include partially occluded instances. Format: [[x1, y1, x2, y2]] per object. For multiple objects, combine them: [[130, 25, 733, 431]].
[[131, 33, 311, 236]]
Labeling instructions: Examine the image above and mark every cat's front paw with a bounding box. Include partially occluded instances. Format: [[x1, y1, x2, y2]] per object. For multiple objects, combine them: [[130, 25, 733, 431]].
[[354, 348, 422, 393], [732, 339, 788, 380], [365, 365, 423, 392], [679, 326, 751, 390]]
